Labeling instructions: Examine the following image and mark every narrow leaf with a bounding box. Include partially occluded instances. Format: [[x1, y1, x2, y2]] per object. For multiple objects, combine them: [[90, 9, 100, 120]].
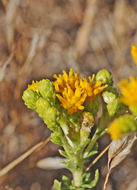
[[53, 179, 62, 190]]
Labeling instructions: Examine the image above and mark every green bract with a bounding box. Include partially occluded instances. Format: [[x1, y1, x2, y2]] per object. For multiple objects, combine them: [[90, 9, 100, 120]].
[[102, 91, 118, 116], [95, 69, 113, 86], [36, 98, 51, 118], [38, 79, 56, 103], [22, 89, 39, 110]]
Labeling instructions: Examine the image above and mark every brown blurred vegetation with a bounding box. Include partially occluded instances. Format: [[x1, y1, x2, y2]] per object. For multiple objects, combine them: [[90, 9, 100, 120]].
[[0, 0, 137, 189]]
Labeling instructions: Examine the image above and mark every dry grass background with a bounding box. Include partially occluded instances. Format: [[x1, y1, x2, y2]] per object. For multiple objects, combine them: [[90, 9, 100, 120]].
[[0, 0, 137, 189]]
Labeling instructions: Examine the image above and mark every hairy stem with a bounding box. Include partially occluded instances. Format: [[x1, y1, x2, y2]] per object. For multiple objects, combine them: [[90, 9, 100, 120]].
[[84, 132, 99, 155], [72, 170, 84, 190]]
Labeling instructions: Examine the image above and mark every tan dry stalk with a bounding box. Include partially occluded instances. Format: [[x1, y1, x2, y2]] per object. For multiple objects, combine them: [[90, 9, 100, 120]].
[[0, 137, 50, 179], [74, 0, 98, 59], [85, 143, 111, 172], [1, 0, 8, 11]]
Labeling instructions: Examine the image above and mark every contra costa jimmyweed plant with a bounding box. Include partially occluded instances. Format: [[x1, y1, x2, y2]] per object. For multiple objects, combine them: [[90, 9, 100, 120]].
[[22, 46, 137, 190]]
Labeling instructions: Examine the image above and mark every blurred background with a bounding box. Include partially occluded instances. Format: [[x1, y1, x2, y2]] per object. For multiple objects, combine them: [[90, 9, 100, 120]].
[[0, 0, 137, 189]]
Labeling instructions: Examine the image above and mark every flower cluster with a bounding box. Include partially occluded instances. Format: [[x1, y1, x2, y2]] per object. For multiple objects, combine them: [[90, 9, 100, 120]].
[[53, 68, 107, 114], [22, 45, 137, 189]]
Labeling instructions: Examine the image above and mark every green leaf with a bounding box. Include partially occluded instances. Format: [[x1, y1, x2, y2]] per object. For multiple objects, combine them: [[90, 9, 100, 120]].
[[59, 150, 68, 158], [69, 186, 76, 190], [53, 179, 62, 190], [82, 173, 91, 183], [62, 175, 71, 187], [83, 150, 98, 159], [81, 169, 99, 189], [63, 160, 77, 171], [96, 128, 107, 137], [51, 132, 62, 146], [83, 142, 98, 159]]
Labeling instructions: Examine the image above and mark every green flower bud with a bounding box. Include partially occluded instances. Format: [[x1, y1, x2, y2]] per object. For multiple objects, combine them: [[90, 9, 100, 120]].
[[95, 69, 113, 86], [43, 107, 59, 131], [22, 89, 39, 110], [102, 91, 118, 116], [36, 97, 50, 118], [38, 79, 56, 103]]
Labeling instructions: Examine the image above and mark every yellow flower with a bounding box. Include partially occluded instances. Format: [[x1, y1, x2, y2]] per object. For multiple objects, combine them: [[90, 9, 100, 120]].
[[131, 45, 137, 65], [118, 76, 137, 108], [28, 81, 39, 92], [107, 119, 121, 139], [108, 115, 137, 140], [53, 68, 107, 114]]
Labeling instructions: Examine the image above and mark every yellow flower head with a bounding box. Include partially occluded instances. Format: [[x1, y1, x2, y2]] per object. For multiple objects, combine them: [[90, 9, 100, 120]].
[[118, 76, 137, 108], [53, 68, 107, 114], [28, 81, 39, 92], [131, 45, 137, 65], [107, 119, 121, 139], [108, 115, 137, 140]]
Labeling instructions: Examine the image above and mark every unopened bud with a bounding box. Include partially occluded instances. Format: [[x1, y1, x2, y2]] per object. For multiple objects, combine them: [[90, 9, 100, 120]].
[[22, 89, 39, 110], [96, 69, 113, 86], [38, 79, 56, 103]]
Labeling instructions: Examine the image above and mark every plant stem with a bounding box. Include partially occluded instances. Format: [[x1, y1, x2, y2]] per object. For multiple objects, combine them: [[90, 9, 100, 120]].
[[72, 170, 84, 190], [61, 134, 72, 157], [84, 132, 99, 155]]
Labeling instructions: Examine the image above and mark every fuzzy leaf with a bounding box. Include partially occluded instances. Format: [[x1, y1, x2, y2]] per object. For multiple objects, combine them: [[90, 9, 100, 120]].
[[62, 175, 71, 187], [59, 150, 68, 158], [83, 142, 98, 159], [63, 160, 77, 171], [81, 169, 99, 189], [51, 132, 62, 146], [83, 150, 98, 159], [53, 180, 62, 190], [96, 128, 107, 136], [82, 173, 91, 183]]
